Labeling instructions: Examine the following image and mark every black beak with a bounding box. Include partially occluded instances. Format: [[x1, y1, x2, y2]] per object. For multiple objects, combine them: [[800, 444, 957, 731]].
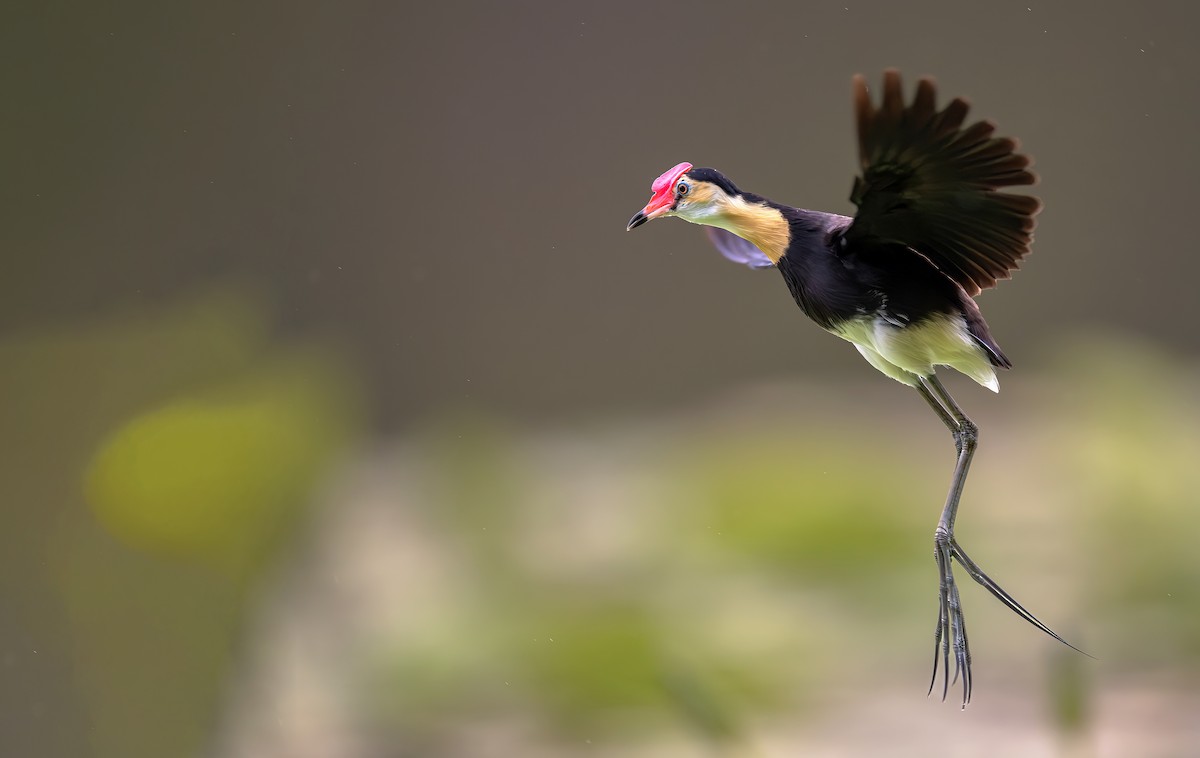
[[626, 211, 648, 231]]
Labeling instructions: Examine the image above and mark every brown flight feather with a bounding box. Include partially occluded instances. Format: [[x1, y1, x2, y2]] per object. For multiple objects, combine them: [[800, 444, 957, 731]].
[[846, 69, 1041, 297]]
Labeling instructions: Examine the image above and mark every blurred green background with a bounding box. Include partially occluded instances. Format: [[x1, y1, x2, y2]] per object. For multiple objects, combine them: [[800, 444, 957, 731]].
[[5, 1, 1200, 756]]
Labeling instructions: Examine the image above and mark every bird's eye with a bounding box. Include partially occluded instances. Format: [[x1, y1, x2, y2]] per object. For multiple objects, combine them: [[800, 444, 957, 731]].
[[677, 182, 689, 196]]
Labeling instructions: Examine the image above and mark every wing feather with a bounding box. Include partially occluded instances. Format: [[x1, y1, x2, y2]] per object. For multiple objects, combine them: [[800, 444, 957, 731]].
[[846, 70, 1041, 296]]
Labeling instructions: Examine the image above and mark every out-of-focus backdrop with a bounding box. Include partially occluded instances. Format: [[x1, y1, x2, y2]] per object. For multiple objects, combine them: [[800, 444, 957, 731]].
[[6, 2, 1200, 756]]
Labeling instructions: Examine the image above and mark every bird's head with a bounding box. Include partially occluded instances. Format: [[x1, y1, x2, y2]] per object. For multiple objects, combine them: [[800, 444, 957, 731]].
[[626, 162, 742, 231]]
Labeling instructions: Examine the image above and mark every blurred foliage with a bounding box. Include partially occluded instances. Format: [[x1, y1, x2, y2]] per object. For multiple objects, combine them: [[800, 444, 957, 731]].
[[521, 599, 666, 726], [0, 288, 362, 758], [684, 431, 928, 586], [346, 337, 1200, 755], [423, 416, 529, 580], [1053, 339, 1200, 668], [1049, 643, 1090, 743], [7, 325, 1200, 757], [365, 415, 937, 752], [86, 351, 355, 576]]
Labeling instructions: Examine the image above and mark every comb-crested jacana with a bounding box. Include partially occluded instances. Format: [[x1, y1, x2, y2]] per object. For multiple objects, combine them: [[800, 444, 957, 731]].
[[626, 70, 1082, 707]]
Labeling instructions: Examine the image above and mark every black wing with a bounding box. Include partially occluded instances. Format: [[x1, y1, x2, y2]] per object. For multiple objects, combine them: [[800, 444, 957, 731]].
[[844, 70, 1041, 297]]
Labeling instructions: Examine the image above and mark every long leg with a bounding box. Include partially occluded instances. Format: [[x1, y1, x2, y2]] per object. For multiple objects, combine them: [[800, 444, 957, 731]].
[[915, 374, 1083, 708], [915, 376, 974, 706]]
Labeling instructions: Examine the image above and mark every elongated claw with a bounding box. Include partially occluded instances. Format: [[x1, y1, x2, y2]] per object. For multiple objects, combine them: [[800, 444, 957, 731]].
[[951, 542, 1091, 658], [929, 537, 1090, 709]]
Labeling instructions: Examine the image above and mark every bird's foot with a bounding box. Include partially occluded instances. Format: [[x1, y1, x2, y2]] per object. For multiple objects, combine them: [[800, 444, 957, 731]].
[[929, 532, 1089, 709], [930, 529, 972, 707]]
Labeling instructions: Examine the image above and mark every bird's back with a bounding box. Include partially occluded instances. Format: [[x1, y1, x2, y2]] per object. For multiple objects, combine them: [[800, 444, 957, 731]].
[[775, 207, 1010, 390]]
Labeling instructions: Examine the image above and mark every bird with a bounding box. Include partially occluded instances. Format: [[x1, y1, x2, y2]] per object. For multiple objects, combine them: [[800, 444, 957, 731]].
[[626, 70, 1083, 707]]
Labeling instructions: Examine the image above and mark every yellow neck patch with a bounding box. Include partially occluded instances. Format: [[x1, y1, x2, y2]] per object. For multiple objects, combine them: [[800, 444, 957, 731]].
[[708, 194, 791, 264]]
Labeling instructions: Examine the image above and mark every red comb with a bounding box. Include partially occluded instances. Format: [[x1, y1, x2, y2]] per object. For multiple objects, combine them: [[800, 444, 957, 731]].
[[651, 162, 693, 193]]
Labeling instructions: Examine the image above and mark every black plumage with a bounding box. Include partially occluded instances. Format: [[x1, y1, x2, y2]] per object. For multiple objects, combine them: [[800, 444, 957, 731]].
[[846, 72, 1040, 297], [682, 167, 742, 197]]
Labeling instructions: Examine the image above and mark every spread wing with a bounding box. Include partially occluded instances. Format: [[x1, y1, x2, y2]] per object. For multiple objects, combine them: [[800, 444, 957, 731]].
[[844, 70, 1041, 296], [704, 226, 775, 269]]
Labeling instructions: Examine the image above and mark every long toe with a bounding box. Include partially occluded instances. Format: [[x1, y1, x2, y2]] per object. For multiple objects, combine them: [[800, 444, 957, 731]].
[[950, 541, 1089, 656], [930, 536, 973, 707], [930, 541, 951, 700]]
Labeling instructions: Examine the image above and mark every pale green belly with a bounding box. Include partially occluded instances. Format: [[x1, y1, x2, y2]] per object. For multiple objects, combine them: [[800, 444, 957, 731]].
[[831, 314, 999, 392]]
